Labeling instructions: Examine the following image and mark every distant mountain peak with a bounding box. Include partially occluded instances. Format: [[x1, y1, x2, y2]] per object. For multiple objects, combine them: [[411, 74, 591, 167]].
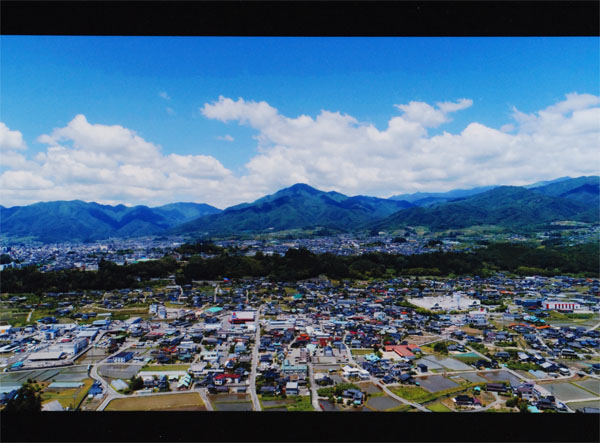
[[280, 183, 321, 194]]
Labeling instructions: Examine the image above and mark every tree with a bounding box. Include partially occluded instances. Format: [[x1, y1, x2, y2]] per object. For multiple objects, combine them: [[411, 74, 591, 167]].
[[433, 342, 448, 354], [3, 382, 42, 412], [129, 376, 144, 391]]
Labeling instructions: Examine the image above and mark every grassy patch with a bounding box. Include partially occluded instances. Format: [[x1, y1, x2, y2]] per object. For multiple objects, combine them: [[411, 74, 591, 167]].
[[391, 382, 486, 405], [41, 378, 94, 410], [387, 404, 413, 412], [453, 355, 480, 364], [570, 382, 599, 397], [389, 386, 432, 402], [141, 364, 190, 372], [427, 402, 452, 412], [351, 349, 375, 356], [286, 396, 314, 411], [0, 309, 29, 327], [105, 392, 205, 411]]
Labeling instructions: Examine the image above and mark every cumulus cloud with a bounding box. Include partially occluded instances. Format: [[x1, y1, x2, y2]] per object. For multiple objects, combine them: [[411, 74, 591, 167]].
[[2, 93, 599, 208], [1, 115, 234, 207], [202, 93, 600, 199], [0, 122, 27, 151], [394, 98, 473, 128], [216, 134, 235, 142]]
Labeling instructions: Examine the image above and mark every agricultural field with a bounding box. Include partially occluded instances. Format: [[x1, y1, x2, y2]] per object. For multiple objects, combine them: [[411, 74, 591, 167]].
[[427, 401, 452, 412], [458, 372, 488, 383], [105, 392, 206, 411], [416, 375, 459, 392], [356, 382, 382, 394], [350, 349, 374, 356], [566, 399, 600, 411], [98, 364, 142, 380], [389, 386, 432, 402], [480, 371, 522, 385], [415, 355, 472, 371], [75, 348, 107, 364], [0, 309, 29, 327], [365, 394, 404, 411], [260, 395, 314, 411], [41, 378, 94, 410], [140, 364, 190, 372], [541, 381, 599, 402], [572, 378, 600, 396]]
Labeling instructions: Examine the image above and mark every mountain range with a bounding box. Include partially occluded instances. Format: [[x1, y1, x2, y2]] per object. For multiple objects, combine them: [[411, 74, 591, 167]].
[[0, 176, 598, 242], [368, 179, 598, 232], [387, 176, 573, 207], [0, 201, 221, 243], [172, 183, 414, 236]]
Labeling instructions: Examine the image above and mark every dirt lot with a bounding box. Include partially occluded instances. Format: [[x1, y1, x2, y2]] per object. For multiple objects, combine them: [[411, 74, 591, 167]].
[[404, 335, 441, 346], [105, 393, 206, 411]]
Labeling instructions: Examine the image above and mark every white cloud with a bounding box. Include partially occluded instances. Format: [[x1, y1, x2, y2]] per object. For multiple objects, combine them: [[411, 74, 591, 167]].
[[0, 171, 53, 190], [159, 91, 171, 100], [0, 122, 27, 151], [203, 93, 600, 200], [1, 93, 599, 208], [394, 98, 473, 128], [216, 134, 235, 142], [166, 107, 175, 115], [1, 115, 234, 208]]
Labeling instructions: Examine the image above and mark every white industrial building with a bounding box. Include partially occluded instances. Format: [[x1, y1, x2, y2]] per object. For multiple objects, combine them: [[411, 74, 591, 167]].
[[543, 300, 581, 311], [28, 351, 65, 361]]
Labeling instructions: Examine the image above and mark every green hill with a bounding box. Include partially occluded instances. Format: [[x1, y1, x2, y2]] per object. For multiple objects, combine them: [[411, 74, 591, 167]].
[[0, 201, 221, 242], [531, 176, 599, 207], [173, 183, 414, 235], [368, 185, 597, 232]]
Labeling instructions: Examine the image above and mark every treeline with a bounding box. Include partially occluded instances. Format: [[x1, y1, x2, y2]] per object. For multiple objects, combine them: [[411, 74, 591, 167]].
[[0, 257, 178, 293], [178, 242, 599, 282], [0, 242, 597, 293], [174, 241, 223, 255]]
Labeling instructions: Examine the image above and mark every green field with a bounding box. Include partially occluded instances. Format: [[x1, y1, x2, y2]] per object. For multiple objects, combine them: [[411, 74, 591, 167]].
[[41, 378, 94, 410], [351, 349, 375, 356], [389, 386, 432, 402], [141, 364, 190, 372], [427, 402, 452, 412]]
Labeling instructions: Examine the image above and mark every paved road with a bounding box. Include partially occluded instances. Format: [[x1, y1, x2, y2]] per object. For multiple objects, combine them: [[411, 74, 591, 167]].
[[341, 335, 430, 412], [588, 321, 600, 331], [198, 388, 213, 411], [91, 344, 138, 410], [307, 360, 322, 411], [248, 306, 261, 411]]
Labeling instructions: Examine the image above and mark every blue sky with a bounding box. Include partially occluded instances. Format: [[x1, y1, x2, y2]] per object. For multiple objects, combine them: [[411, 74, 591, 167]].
[[1, 37, 599, 207]]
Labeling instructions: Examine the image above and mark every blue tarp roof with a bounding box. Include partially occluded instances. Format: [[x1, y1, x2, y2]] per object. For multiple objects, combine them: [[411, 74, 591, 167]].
[[207, 307, 223, 313]]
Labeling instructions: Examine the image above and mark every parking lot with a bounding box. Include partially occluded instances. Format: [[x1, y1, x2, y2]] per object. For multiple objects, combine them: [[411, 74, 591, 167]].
[[97, 364, 142, 380]]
